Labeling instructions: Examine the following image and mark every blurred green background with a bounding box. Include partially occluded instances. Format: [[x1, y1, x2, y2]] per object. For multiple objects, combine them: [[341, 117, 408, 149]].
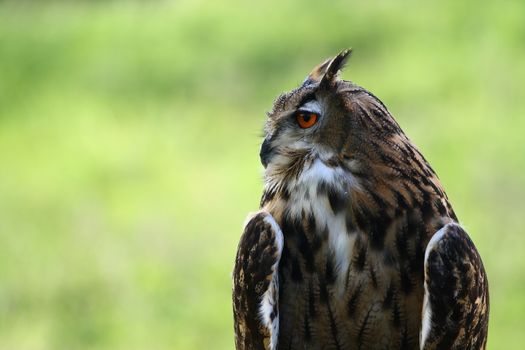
[[0, 0, 524, 349]]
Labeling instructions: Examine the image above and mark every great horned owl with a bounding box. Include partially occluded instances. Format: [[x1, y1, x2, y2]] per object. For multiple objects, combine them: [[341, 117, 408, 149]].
[[232, 50, 489, 350]]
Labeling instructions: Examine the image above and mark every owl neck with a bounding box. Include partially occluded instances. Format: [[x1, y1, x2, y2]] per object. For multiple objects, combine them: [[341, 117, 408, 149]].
[[259, 148, 456, 247], [261, 154, 360, 293]]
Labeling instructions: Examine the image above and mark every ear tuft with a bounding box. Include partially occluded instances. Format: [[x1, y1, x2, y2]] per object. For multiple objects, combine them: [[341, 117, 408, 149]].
[[303, 49, 353, 86], [319, 48, 352, 88]]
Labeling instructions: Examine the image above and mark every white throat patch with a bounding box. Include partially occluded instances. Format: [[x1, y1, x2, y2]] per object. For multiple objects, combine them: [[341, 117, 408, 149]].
[[286, 157, 360, 293]]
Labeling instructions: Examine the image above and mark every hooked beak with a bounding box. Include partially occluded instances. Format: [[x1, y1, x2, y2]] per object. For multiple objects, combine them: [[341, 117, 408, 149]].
[[259, 138, 274, 168]]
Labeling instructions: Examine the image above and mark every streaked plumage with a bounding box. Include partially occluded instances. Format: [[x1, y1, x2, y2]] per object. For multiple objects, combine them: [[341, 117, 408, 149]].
[[233, 50, 489, 350]]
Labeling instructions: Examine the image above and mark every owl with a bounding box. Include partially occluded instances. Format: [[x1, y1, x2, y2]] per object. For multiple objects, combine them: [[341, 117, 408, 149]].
[[232, 50, 489, 350]]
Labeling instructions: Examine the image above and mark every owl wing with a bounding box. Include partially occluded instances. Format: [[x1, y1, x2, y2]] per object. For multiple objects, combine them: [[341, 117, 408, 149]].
[[420, 223, 489, 350], [232, 211, 283, 350]]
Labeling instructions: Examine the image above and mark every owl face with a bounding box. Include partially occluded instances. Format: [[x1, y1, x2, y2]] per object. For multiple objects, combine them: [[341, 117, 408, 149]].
[[260, 82, 352, 167], [260, 50, 402, 180], [260, 51, 411, 197]]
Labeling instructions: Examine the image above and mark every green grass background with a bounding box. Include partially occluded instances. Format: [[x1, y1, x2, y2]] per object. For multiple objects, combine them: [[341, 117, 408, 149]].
[[0, 0, 524, 349]]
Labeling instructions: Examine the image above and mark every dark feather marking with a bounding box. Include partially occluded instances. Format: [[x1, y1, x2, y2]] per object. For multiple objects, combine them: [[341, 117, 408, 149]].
[[296, 223, 315, 272], [348, 283, 363, 317], [346, 214, 356, 233], [326, 156, 341, 168], [357, 305, 373, 350], [383, 248, 396, 267], [446, 201, 458, 221], [319, 280, 329, 303], [383, 282, 395, 309], [400, 265, 413, 294], [308, 281, 317, 318], [281, 216, 296, 237], [325, 256, 336, 285], [307, 214, 316, 232], [394, 191, 409, 217], [409, 234, 425, 275], [420, 190, 434, 223], [400, 323, 410, 350], [281, 217, 309, 283], [369, 264, 379, 289], [327, 300, 343, 350], [303, 312, 311, 341], [291, 257, 303, 282], [356, 104, 382, 132], [396, 230, 409, 261], [370, 191, 389, 213], [328, 186, 348, 214], [369, 216, 390, 250], [318, 180, 348, 214], [260, 188, 275, 207], [406, 210, 421, 238], [354, 205, 371, 232], [403, 183, 418, 207], [369, 105, 402, 134], [378, 151, 398, 166], [433, 199, 447, 217], [355, 243, 367, 271], [427, 176, 444, 197], [282, 187, 291, 201], [392, 298, 401, 328]]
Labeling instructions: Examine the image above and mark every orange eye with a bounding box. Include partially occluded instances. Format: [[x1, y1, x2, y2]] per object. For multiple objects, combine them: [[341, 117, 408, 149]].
[[296, 112, 319, 129]]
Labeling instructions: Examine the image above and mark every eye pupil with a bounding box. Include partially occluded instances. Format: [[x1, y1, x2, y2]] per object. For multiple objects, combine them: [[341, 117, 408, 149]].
[[296, 111, 319, 128]]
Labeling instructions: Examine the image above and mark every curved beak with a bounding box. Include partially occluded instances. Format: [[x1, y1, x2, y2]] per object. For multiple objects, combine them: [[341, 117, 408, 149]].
[[259, 138, 274, 168]]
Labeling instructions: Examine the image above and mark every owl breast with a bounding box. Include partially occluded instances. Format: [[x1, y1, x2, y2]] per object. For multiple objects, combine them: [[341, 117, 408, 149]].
[[263, 155, 427, 349], [282, 157, 358, 294]]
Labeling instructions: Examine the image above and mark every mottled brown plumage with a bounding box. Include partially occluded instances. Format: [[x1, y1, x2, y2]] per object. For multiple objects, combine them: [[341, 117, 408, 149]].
[[233, 50, 489, 350]]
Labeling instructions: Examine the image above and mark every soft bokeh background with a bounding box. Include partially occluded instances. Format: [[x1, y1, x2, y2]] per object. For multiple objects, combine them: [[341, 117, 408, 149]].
[[1, 0, 524, 349]]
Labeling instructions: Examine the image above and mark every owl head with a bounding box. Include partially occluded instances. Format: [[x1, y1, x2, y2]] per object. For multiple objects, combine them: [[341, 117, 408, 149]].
[[260, 49, 406, 186]]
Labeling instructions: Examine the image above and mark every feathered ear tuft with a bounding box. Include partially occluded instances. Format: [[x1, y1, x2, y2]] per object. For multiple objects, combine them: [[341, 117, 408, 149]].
[[319, 48, 352, 88], [303, 49, 353, 86]]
